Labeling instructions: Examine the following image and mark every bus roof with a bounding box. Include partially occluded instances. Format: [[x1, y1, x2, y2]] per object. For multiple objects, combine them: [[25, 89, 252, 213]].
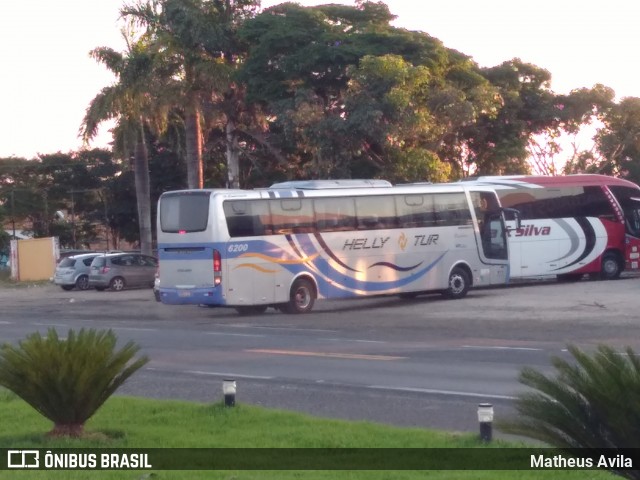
[[160, 183, 500, 202], [461, 174, 639, 189], [269, 179, 392, 189]]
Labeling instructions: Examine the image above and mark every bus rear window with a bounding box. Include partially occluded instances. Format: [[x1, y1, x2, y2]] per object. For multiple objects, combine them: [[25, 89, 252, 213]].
[[160, 192, 210, 233]]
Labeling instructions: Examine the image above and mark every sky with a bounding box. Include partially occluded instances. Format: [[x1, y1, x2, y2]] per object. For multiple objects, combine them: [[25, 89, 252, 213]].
[[1, 0, 639, 159]]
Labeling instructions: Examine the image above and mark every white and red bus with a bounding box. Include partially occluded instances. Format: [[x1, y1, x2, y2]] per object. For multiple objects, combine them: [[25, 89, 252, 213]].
[[461, 174, 640, 280]]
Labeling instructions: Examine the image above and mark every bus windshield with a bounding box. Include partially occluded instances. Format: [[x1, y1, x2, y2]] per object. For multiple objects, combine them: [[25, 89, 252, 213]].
[[609, 186, 640, 237]]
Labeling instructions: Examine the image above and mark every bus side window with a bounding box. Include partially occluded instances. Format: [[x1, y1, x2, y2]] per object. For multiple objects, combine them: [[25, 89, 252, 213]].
[[314, 197, 357, 232], [355, 196, 397, 230], [396, 195, 436, 228], [223, 200, 270, 237], [271, 198, 315, 234]]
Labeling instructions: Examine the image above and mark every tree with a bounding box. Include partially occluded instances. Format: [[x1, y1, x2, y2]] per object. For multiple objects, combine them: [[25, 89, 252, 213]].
[[122, 0, 260, 189], [239, 2, 500, 182], [460, 59, 559, 175], [594, 96, 640, 184], [0, 328, 148, 437], [528, 84, 614, 176], [82, 35, 164, 255]]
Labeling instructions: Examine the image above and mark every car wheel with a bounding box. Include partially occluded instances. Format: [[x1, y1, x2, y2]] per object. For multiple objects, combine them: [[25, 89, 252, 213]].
[[60, 285, 74, 291], [75, 275, 90, 290], [283, 278, 316, 314], [441, 267, 470, 300], [109, 277, 126, 291]]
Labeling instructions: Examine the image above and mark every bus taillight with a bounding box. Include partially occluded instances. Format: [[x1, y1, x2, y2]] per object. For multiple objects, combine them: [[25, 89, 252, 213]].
[[213, 249, 222, 286]]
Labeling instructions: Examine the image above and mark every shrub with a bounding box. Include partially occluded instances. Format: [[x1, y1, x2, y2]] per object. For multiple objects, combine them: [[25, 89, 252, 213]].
[[0, 328, 148, 437], [500, 344, 640, 479]]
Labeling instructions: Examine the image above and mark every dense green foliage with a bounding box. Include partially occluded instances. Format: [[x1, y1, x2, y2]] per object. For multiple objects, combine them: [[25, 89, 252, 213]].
[[501, 345, 640, 479], [0, 329, 148, 437]]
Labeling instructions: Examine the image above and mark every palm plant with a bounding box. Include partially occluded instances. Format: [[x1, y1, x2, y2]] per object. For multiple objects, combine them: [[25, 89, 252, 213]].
[[122, 0, 260, 189], [0, 328, 148, 437], [501, 344, 640, 479], [82, 33, 171, 256]]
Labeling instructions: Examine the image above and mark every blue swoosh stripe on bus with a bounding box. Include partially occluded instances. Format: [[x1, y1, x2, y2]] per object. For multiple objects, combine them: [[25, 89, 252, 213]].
[[313, 233, 361, 272], [285, 234, 305, 259], [368, 261, 424, 272], [295, 233, 351, 274], [278, 249, 447, 292]]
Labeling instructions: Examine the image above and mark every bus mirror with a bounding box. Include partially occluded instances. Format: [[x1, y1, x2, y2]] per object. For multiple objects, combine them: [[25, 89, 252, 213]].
[[502, 208, 521, 230]]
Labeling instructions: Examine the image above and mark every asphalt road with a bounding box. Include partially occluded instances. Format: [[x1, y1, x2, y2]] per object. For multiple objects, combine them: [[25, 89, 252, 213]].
[[1, 275, 639, 435]]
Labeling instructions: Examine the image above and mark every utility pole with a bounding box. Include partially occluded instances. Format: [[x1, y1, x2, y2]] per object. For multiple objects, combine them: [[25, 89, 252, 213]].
[[10, 189, 15, 240], [70, 189, 76, 249]]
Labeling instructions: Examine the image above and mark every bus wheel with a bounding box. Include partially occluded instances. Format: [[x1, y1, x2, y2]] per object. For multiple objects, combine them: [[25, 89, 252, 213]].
[[235, 305, 268, 316], [284, 278, 316, 314], [442, 267, 470, 299], [600, 252, 622, 280]]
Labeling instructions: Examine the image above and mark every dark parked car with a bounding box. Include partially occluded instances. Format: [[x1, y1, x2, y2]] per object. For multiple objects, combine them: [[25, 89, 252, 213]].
[[89, 253, 158, 291], [54, 253, 100, 290]]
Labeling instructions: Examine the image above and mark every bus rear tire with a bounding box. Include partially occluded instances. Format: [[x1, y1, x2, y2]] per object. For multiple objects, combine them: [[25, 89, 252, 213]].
[[442, 267, 470, 300], [235, 305, 268, 316], [283, 278, 316, 314], [600, 252, 622, 280]]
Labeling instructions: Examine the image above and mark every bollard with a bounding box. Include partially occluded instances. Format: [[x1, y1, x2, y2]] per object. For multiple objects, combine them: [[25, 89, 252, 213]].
[[477, 403, 494, 442], [223, 379, 236, 407]]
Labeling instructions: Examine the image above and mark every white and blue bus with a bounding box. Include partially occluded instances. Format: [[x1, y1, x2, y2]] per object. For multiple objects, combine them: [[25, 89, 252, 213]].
[[156, 180, 515, 314]]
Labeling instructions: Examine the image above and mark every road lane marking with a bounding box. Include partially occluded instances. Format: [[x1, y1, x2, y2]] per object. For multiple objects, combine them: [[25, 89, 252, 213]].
[[112, 327, 158, 332], [205, 332, 266, 338], [246, 349, 404, 361], [462, 345, 542, 351], [0, 321, 11, 325], [226, 324, 338, 333], [367, 385, 516, 400], [322, 338, 386, 344], [185, 370, 273, 380], [33, 322, 69, 328]]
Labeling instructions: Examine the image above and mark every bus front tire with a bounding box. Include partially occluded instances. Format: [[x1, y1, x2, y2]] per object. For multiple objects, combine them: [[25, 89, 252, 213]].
[[442, 267, 470, 300], [235, 305, 268, 316], [283, 278, 316, 314], [600, 252, 622, 280]]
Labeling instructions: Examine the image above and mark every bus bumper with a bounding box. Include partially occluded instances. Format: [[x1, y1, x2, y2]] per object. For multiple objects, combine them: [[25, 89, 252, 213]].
[[159, 287, 225, 306]]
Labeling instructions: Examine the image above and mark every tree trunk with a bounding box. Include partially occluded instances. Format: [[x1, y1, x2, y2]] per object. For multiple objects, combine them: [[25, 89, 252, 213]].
[[133, 121, 153, 256], [185, 103, 203, 189], [48, 423, 84, 438], [226, 119, 240, 189]]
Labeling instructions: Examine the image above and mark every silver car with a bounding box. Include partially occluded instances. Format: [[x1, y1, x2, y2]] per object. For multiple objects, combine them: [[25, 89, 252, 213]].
[[89, 253, 158, 291], [53, 253, 100, 291]]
